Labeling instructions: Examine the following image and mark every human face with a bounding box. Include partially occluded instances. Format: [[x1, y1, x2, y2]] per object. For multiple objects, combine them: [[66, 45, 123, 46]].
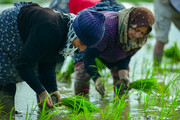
[[128, 26, 149, 41], [72, 38, 87, 51]]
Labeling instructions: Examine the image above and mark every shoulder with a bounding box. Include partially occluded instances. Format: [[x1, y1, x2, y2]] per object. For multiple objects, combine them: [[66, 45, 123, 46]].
[[100, 11, 118, 17]]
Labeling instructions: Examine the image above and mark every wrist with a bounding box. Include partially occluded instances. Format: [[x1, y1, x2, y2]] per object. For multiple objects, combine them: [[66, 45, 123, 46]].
[[95, 78, 102, 84], [39, 91, 49, 97]]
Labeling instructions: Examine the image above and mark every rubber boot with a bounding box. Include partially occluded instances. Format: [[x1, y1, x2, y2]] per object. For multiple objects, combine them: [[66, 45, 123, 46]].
[[0, 84, 16, 119], [74, 62, 90, 96]]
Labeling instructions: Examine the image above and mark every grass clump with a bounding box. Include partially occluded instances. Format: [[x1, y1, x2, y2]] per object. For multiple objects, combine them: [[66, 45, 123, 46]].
[[164, 42, 180, 63]]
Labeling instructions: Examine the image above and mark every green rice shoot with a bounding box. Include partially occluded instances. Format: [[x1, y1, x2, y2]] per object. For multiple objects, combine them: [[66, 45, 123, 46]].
[[164, 42, 180, 63], [129, 78, 161, 94], [55, 96, 100, 113], [56, 59, 74, 82]]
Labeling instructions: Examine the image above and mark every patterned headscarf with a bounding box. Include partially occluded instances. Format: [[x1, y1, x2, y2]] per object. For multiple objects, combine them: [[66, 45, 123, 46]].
[[117, 7, 154, 51], [59, 13, 78, 57]]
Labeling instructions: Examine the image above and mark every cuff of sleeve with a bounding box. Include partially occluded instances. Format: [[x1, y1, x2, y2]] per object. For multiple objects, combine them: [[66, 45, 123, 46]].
[[36, 86, 46, 95], [47, 87, 58, 94]]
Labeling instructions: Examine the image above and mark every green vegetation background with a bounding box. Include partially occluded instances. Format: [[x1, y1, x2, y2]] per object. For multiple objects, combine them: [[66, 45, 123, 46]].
[[0, 0, 153, 4]]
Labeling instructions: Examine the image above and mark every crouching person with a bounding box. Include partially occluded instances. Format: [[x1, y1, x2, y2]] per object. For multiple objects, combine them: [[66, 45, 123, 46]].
[[73, 7, 154, 97], [0, 1, 105, 116]]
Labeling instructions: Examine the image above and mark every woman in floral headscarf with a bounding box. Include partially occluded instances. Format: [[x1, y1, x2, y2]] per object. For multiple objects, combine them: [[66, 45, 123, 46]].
[[74, 7, 154, 97]]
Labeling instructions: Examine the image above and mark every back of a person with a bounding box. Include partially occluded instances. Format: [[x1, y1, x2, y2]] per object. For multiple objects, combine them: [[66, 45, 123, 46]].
[[69, 0, 101, 14]]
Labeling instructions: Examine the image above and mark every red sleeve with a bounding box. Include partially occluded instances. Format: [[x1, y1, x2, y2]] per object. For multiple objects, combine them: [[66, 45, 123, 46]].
[[69, 0, 101, 14]]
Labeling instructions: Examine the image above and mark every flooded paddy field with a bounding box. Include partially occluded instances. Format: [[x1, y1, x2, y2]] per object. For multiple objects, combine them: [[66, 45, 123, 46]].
[[0, 1, 180, 120]]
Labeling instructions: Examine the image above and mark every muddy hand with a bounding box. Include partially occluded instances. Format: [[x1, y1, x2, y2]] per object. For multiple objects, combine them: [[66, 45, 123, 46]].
[[116, 77, 130, 94], [95, 79, 105, 97], [51, 91, 61, 105], [123, 77, 130, 89], [39, 91, 53, 108]]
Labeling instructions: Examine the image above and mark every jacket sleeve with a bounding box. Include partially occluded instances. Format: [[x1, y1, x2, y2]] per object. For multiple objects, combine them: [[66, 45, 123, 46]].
[[38, 62, 58, 94], [116, 56, 131, 70], [15, 24, 57, 95], [83, 48, 101, 82]]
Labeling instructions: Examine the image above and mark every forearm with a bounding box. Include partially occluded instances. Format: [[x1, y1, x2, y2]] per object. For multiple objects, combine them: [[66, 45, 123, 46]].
[[83, 48, 101, 82], [118, 70, 129, 79], [118, 70, 130, 87], [116, 56, 131, 86], [38, 62, 58, 94], [16, 66, 46, 95]]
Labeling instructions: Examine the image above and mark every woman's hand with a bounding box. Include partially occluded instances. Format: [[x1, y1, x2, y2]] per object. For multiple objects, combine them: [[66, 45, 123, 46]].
[[118, 70, 130, 87], [95, 78, 105, 97], [51, 91, 61, 104], [39, 91, 53, 108]]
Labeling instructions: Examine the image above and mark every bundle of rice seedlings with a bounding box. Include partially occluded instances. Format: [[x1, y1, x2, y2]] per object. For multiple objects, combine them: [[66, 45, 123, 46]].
[[164, 42, 180, 63], [54, 96, 100, 113], [129, 78, 161, 94]]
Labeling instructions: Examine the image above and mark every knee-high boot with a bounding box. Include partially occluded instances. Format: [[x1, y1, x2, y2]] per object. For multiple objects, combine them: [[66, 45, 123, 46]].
[[74, 62, 90, 96]]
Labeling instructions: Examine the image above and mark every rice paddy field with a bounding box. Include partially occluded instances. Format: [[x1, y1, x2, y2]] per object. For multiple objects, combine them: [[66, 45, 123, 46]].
[[0, 0, 180, 120]]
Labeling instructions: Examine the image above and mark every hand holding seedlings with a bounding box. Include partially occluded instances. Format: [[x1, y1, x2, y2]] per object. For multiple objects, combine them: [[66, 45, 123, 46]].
[[95, 78, 105, 97], [39, 91, 53, 108], [51, 91, 61, 104]]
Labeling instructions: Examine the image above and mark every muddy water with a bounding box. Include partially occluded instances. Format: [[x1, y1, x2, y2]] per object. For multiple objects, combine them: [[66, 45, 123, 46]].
[[0, 1, 180, 120]]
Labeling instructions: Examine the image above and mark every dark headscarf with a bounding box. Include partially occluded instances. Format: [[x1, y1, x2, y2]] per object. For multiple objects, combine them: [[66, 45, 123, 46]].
[[117, 7, 154, 51]]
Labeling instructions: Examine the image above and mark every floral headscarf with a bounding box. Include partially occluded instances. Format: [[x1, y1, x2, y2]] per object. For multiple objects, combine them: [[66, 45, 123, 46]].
[[117, 7, 154, 51], [59, 13, 78, 57]]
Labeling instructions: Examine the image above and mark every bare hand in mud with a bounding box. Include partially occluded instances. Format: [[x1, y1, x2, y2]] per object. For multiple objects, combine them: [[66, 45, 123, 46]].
[[51, 91, 61, 104], [115, 77, 131, 95], [39, 91, 53, 108], [124, 78, 130, 88], [95, 78, 105, 97]]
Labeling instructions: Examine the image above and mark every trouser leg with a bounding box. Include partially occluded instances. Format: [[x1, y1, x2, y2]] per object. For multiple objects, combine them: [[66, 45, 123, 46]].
[[74, 62, 90, 96], [0, 83, 16, 118], [153, 40, 165, 66]]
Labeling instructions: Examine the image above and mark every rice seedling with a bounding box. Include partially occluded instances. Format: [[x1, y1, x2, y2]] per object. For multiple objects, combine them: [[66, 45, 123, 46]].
[[95, 58, 111, 83], [129, 77, 161, 94], [38, 97, 58, 120], [56, 58, 74, 83], [143, 92, 159, 114], [24, 103, 39, 120], [99, 92, 130, 120], [0, 98, 4, 114], [164, 42, 180, 63], [0, 96, 15, 120], [94, 57, 162, 95], [157, 90, 180, 120], [10, 74, 180, 120], [54, 96, 100, 113], [161, 75, 180, 95]]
